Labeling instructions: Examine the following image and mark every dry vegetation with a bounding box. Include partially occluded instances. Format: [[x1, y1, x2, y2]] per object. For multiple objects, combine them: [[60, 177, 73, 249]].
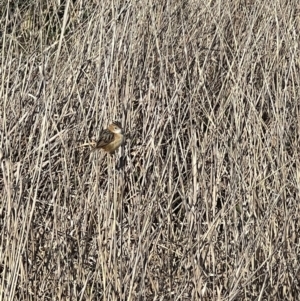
[[1, 0, 300, 300]]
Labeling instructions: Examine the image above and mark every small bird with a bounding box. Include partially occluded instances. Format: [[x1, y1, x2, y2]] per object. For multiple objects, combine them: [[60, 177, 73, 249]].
[[94, 121, 124, 154]]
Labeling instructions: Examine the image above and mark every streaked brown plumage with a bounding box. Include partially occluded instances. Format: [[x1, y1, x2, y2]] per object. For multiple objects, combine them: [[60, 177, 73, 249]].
[[95, 121, 124, 154]]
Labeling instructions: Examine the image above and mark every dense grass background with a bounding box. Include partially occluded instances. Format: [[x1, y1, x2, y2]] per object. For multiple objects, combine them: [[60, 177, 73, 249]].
[[1, 0, 300, 300]]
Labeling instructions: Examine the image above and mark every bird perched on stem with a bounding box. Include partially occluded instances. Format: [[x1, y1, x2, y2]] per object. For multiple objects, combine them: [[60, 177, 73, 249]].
[[94, 121, 124, 154]]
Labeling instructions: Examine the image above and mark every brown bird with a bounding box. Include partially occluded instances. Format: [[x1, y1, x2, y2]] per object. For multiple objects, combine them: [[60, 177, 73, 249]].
[[94, 121, 124, 154]]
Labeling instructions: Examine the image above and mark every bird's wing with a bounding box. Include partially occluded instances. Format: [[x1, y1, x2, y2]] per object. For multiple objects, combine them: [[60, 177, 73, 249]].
[[96, 129, 114, 147]]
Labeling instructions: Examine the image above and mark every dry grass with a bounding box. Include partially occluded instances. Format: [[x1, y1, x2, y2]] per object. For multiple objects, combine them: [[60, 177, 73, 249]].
[[1, 0, 300, 300]]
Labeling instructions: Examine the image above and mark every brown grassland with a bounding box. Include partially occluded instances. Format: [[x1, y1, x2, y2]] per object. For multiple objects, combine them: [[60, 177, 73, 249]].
[[1, 0, 300, 300]]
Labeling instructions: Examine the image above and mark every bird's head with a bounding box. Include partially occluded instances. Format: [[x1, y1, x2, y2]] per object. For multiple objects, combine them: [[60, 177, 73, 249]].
[[108, 121, 123, 134]]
